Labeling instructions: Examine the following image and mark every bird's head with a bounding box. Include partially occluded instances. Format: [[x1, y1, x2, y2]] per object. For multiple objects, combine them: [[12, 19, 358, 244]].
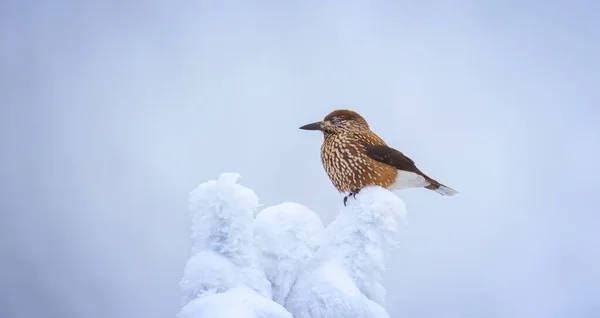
[[299, 109, 369, 135]]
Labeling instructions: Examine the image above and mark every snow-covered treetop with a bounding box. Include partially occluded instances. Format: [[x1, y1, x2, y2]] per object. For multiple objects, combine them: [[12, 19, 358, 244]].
[[188, 172, 259, 266], [285, 186, 406, 317], [180, 173, 289, 317], [253, 202, 325, 305], [316, 186, 407, 304], [179, 173, 408, 318]]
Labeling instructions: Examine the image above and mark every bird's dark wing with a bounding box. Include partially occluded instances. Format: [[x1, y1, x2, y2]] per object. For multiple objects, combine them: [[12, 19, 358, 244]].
[[363, 144, 423, 174]]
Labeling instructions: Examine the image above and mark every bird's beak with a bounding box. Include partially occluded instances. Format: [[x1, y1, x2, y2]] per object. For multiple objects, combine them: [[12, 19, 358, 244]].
[[299, 121, 323, 131]]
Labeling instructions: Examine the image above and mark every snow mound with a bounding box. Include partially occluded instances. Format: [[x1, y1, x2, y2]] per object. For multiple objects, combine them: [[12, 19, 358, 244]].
[[285, 186, 406, 318], [179, 173, 288, 317], [179, 286, 292, 318], [253, 202, 325, 305]]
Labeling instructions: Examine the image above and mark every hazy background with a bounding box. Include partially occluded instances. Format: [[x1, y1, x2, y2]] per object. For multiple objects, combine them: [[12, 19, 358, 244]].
[[1, 1, 599, 317]]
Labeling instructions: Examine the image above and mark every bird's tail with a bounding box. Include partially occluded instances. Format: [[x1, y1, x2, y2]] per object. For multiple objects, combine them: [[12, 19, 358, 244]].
[[426, 179, 458, 196]]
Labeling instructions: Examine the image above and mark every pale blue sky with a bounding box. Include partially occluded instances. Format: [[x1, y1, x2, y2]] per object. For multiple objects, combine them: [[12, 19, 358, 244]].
[[1, 1, 599, 317]]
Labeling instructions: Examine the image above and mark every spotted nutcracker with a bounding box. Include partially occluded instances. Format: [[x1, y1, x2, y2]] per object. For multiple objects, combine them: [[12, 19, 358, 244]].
[[300, 109, 458, 205]]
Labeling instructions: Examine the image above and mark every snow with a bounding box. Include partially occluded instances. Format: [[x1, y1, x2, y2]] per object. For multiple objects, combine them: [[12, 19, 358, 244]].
[[285, 186, 407, 318], [178, 174, 407, 318], [178, 173, 289, 317], [253, 202, 325, 305], [179, 286, 292, 318]]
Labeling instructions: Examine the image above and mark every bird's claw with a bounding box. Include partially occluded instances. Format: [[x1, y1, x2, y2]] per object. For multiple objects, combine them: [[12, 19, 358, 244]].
[[343, 192, 358, 206]]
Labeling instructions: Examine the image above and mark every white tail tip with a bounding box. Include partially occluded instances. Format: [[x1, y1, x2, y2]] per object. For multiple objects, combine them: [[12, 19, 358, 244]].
[[434, 185, 458, 196]]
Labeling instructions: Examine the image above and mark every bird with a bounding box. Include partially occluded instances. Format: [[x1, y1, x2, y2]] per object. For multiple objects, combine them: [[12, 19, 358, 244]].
[[299, 109, 458, 205]]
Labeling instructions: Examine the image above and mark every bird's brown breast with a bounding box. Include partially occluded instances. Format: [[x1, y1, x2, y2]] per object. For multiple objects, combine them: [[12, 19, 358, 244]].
[[320, 131, 398, 193]]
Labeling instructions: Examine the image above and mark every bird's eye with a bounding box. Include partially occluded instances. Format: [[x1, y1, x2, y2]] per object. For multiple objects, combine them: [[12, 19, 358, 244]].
[[331, 118, 340, 125]]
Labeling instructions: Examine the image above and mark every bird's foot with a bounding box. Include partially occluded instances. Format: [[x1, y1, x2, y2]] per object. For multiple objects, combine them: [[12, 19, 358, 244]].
[[343, 190, 360, 206]]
